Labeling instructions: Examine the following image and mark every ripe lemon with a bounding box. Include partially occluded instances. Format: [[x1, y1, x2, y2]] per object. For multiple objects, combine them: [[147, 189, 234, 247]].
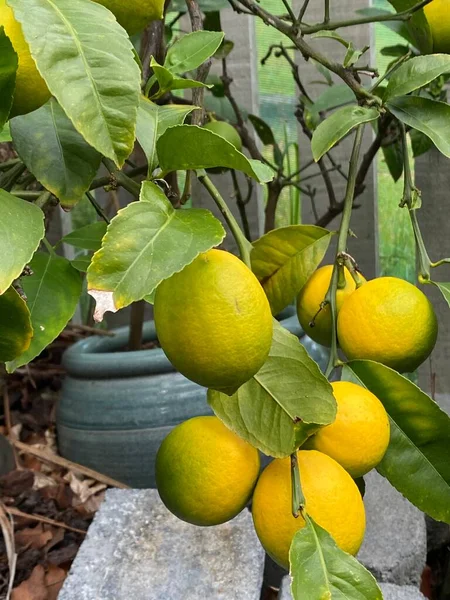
[[296, 265, 361, 347], [252, 450, 365, 569], [337, 277, 437, 373], [424, 0, 450, 53], [155, 416, 260, 526], [304, 381, 390, 478], [154, 249, 273, 392], [94, 0, 165, 35], [203, 120, 243, 151], [0, 0, 50, 117]]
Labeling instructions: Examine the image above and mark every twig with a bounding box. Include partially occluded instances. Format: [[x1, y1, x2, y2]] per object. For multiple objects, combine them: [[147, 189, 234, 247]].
[[85, 192, 111, 225], [297, 0, 311, 22], [128, 300, 145, 351], [13, 441, 130, 489], [230, 170, 252, 241], [5, 507, 87, 535], [102, 159, 141, 199], [0, 502, 17, 600], [67, 323, 115, 337], [141, 20, 166, 83]]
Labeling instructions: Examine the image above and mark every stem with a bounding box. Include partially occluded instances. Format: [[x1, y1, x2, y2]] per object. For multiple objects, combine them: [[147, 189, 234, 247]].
[[42, 237, 56, 257], [324, 0, 330, 24], [199, 173, 252, 268], [369, 51, 412, 93], [128, 300, 146, 350], [410, 210, 431, 281], [86, 191, 111, 224], [297, 0, 310, 22], [34, 191, 53, 210], [180, 169, 193, 206], [325, 125, 365, 378], [230, 170, 252, 241], [281, 0, 297, 24], [90, 165, 147, 192], [102, 159, 141, 198], [291, 452, 305, 518], [0, 162, 26, 191]]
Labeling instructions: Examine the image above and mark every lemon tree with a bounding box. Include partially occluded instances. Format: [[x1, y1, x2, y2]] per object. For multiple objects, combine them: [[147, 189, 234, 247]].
[[1, 1, 450, 599]]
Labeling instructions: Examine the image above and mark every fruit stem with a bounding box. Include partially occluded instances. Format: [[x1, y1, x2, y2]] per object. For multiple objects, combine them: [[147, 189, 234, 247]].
[[325, 125, 365, 378], [291, 452, 305, 518], [199, 173, 253, 268]]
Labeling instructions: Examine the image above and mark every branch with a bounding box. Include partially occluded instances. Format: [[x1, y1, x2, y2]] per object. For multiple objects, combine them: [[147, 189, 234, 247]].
[[186, 0, 211, 125]]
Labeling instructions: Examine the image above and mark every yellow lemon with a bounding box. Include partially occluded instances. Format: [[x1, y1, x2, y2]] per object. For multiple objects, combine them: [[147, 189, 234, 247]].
[[304, 381, 390, 478], [424, 0, 450, 53], [337, 277, 438, 373], [154, 249, 273, 392], [296, 265, 361, 347], [155, 416, 260, 526], [252, 450, 365, 569], [0, 0, 50, 117], [94, 0, 165, 35]]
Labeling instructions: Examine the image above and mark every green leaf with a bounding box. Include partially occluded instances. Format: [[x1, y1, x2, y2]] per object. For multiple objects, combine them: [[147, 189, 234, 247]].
[[6, 252, 82, 372], [9, 0, 141, 167], [343, 360, 450, 523], [61, 222, 107, 251], [382, 140, 404, 182], [311, 105, 380, 161], [312, 84, 355, 113], [87, 181, 225, 321], [384, 55, 450, 101], [248, 114, 276, 146], [0, 190, 45, 294], [157, 125, 274, 183], [0, 27, 17, 128], [251, 226, 333, 316], [410, 128, 434, 158], [0, 122, 11, 143], [149, 58, 212, 99], [434, 282, 450, 307], [71, 254, 92, 272], [164, 31, 224, 74], [0, 287, 32, 363], [136, 97, 196, 174], [387, 96, 450, 158], [311, 31, 368, 68], [388, 0, 433, 54], [10, 99, 102, 209], [290, 516, 382, 600], [208, 321, 336, 458]]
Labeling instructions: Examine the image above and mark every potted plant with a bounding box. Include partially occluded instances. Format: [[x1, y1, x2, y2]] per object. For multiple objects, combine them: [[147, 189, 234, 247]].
[[2, 0, 450, 597]]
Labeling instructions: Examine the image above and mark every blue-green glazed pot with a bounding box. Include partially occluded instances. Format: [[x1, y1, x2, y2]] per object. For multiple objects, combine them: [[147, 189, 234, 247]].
[[57, 313, 329, 488]]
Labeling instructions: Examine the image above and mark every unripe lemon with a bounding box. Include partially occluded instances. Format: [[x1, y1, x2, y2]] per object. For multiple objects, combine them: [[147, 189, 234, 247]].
[[155, 416, 260, 526], [252, 450, 365, 569], [304, 381, 390, 478], [154, 249, 273, 392], [337, 277, 437, 373], [424, 0, 450, 53], [203, 120, 243, 151], [0, 0, 50, 117], [94, 0, 165, 35], [296, 265, 360, 347]]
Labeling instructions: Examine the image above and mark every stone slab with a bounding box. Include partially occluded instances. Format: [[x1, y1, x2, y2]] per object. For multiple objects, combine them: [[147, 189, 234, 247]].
[[358, 471, 426, 585], [59, 489, 265, 600], [278, 578, 425, 599]]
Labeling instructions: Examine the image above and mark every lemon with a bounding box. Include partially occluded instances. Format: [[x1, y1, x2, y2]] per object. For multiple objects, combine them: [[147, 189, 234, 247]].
[[304, 381, 390, 478], [154, 249, 273, 392], [203, 120, 243, 151], [155, 416, 260, 526], [296, 265, 360, 347], [94, 0, 165, 35], [0, 0, 50, 117], [252, 450, 365, 569], [424, 0, 450, 53], [337, 277, 437, 373]]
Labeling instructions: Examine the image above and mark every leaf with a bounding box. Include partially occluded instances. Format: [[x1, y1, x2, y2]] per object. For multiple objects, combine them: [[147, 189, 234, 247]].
[[387, 96, 450, 158], [384, 55, 450, 101], [312, 84, 355, 113], [71, 255, 92, 272], [410, 128, 434, 158], [0, 122, 11, 143], [251, 225, 332, 316], [61, 222, 107, 251], [149, 58, 211, 99], [248, 114, 276, 145], [343, 360, 450, 523], [157, 125, 274, 183], [208, 321, 336, 458], [290, 516, 382, 600], [311, 31, 368, 68], [434, 282, 450, 307], [388, 0, 433, 54], [382, 140, 404, 182], [0, 287, 32, 363], [164, 30, 224, 74], [0, 190, 45, 294], [9, 0, 141, 167], [6, 252, 82, 372], [136, 97, 196, 174], [311, 105, 380, 161], [10, 99, 102, 209], [0, 26, 17, 128], [87, 181, 225, 321]]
